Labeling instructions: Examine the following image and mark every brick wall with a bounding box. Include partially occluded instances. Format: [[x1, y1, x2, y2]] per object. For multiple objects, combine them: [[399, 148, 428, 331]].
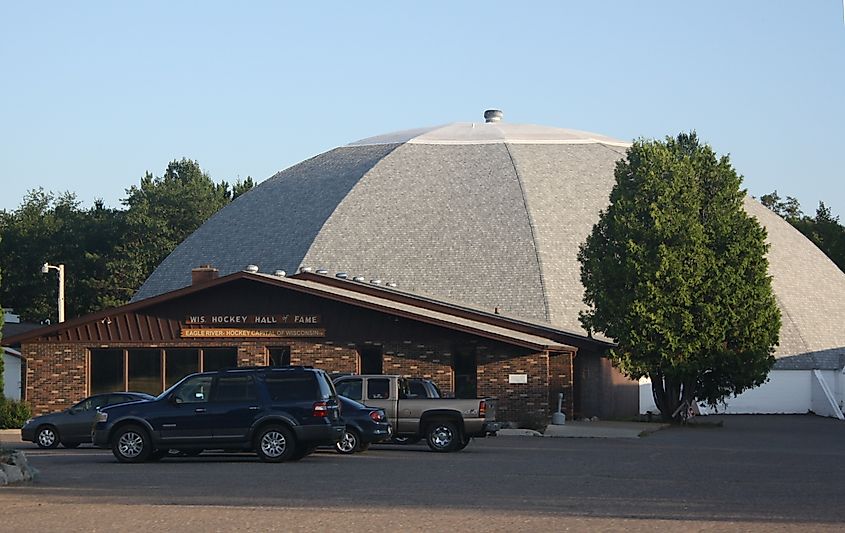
[[21, 338, 574, 425], [23, 343, 87, 415], [477, 349, 550, 424]]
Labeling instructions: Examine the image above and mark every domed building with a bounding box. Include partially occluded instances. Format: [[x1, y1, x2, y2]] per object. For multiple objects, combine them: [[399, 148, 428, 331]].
[[135, 110, 845, 418], [8, 112, 844, 421]]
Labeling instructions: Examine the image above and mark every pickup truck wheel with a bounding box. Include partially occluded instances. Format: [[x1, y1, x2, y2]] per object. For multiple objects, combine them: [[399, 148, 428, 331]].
[[454, 435, 471, 451], [426, 421, 459, 452], [335, 428, 360, 454], [112, 425, 152, 463], [255, 425, 295, 463]]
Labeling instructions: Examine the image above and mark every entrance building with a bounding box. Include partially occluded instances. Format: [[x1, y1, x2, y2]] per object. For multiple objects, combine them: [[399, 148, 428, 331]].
[[4, 267, 630, 422]]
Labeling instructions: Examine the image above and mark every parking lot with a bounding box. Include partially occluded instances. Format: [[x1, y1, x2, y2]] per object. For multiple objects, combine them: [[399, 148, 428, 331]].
[[2, 415, 845, 531]]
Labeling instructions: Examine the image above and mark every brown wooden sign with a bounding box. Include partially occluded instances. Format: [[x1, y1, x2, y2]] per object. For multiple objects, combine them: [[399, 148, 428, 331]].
[[184, 314, 321, 326], [180, 327, 326, 338]]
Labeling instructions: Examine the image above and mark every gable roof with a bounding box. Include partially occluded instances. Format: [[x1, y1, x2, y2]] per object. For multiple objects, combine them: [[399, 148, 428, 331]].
[[2, 270, 588, 352]]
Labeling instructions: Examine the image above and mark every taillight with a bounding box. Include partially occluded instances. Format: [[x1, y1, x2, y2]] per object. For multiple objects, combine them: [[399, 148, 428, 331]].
[[479, 400, 486, 417], [369, 410, 385, 422], [312, 401, 329, 417]]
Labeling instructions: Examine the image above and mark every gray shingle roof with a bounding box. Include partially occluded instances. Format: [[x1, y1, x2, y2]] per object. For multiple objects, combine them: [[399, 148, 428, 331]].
[[134, 118, 845, 363]]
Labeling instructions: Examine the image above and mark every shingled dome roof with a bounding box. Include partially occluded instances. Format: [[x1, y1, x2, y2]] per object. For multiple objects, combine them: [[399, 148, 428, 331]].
[[135, 112, 845, 363]]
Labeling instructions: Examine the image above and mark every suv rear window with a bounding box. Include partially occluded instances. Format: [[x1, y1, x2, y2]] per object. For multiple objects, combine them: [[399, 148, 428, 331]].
[[316, 372, 336, 400], [265, 373, 319, 402]]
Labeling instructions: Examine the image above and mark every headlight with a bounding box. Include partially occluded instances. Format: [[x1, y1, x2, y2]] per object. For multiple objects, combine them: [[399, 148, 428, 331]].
[[95, 411, 108, 423]]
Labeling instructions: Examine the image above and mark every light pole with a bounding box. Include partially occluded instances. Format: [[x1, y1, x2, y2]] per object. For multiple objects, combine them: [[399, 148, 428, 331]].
[[41, 262, 65, 323]]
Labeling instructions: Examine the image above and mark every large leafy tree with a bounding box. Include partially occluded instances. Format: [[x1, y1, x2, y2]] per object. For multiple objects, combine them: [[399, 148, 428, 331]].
[[579, 133, 781, 421], [0, 189, 118, 322], [105, 158, 251, 304], [0, 160, 255, 320], [761, 191, 844, 272]]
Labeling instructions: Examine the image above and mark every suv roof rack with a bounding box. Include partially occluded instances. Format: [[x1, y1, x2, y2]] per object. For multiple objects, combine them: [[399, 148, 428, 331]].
[[214, 365, 316, 372]]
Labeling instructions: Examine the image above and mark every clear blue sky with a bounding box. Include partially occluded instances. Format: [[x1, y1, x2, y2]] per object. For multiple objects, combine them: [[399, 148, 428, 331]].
[[2, 1, 843, 217]]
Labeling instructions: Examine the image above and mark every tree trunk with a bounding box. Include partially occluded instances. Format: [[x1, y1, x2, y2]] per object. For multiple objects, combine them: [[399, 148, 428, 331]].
[[651, 373, 686, 422]]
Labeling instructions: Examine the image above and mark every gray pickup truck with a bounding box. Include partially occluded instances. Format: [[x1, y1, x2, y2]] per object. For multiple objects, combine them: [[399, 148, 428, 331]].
[[333, 374, 498, 452]]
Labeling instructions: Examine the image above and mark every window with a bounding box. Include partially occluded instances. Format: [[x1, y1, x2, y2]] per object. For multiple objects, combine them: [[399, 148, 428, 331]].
[[268, 346, 291, 367], [203, 348, 237, 371], [335, 379, 363, 401], [368, 378, 390, 400], [358, 346, 383, 374], [107, 394, 137, 405], [173, 375, 213, 404], [90, 349, 125, 394], [128, 349, 162, 395], [90, 349, 124, 394], [72, 395, 109, 413], [409, 380, 426, 398], [165, 349, 199, 388], [213, 376, 258, 402], [264, 374, 318, 402]]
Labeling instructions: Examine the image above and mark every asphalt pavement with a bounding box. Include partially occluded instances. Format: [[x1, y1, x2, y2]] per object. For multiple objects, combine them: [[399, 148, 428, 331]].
[[2, 415, 845, 531]]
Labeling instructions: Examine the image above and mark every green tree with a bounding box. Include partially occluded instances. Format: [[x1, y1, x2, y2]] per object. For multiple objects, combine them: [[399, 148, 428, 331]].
[[579, 133, 781, 421], [105, 158, 232, 303], [761, 193, 845, 272], [759, 190, 803, 222]]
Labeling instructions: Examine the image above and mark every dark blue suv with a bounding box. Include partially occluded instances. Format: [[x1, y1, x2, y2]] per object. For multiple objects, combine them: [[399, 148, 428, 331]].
[[92, 367, 344, 463]]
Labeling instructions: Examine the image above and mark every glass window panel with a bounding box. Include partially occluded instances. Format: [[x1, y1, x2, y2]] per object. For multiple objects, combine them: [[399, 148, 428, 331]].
[[368, 379, 390, 400], [203, 348, 237, 372], [174, 375, 213, 404], [264, 375, 318, 402], [212, 376, 258, 402], [165, 348, 199, 389], [335, 379, 363, 401], [128, 349, 162, 396], [90, 349, 124, 394]]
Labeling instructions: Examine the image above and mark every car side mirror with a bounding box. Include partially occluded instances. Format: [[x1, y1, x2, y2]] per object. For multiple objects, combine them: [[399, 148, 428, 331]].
[[168, 394, 181, 405]]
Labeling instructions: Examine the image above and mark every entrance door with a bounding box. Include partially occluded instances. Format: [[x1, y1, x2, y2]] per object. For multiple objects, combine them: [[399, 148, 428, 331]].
[[358, 346, 383, 374], [453, 350, 477, 399], [268, 346, 291, 367]]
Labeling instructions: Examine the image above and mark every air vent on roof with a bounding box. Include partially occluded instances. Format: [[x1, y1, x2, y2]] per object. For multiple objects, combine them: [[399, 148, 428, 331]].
[[352, 276, 365, 282], [386, 282, 397, 288], [370, 279, 382, 285], [336, 272, 349, 279], [245, 265, 259, 273], [484, 109, 503, 123], [274, 270, 286, 277], [299, 266, 313, 273], [315, 268, 329, 275]]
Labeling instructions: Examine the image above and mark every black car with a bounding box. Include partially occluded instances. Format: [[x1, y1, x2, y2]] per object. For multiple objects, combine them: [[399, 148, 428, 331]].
[[92, 366, 345, 463], [334, 395, 391, 454], [21, 392, 154, 449]]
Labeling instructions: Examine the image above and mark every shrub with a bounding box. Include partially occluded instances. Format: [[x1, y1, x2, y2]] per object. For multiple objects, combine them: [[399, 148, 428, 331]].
[[0, 398, 31, 429]]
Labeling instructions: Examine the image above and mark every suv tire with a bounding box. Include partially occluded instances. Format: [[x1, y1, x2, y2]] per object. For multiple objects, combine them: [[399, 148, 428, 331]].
[[255, 425, 295, 463], [112, 425, 152, 463], [426, 421, 459, 452]]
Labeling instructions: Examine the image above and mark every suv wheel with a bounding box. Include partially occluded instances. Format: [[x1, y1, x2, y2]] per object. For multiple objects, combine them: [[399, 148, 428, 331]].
[[426, 421, 459, 452], [35, 426, 60, 449], [112, 425, 152, 463], [335, 428, 360, 454], [255, 425, 295, 463]]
